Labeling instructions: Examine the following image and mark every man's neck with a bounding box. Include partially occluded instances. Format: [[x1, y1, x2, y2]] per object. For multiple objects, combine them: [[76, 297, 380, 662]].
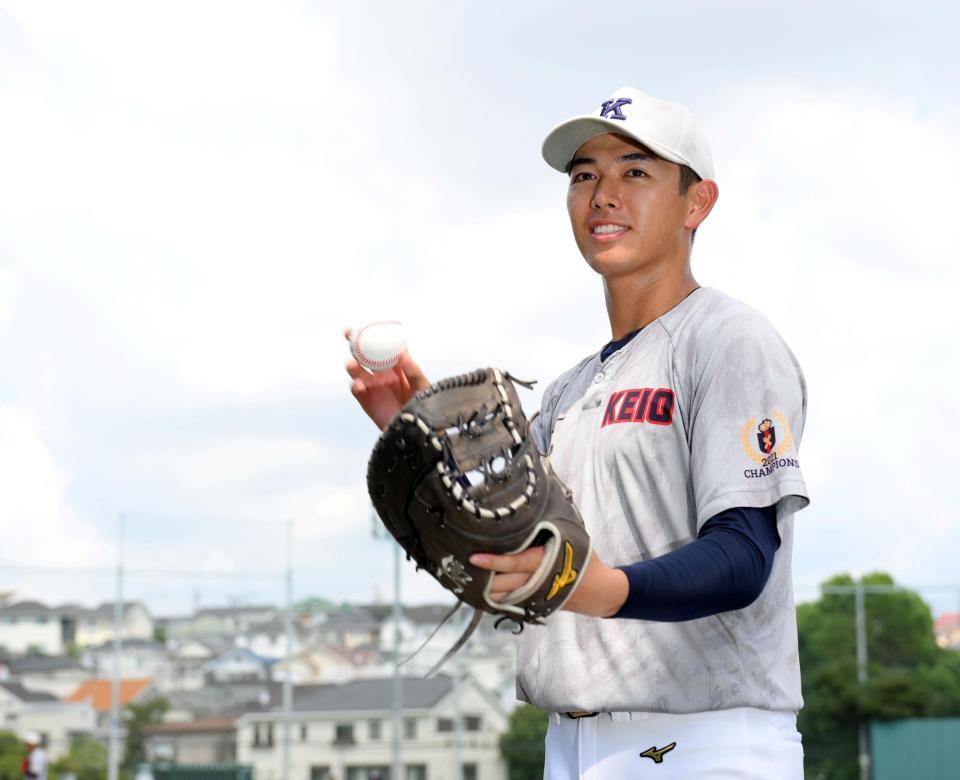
[[603, 266, 699, 340]]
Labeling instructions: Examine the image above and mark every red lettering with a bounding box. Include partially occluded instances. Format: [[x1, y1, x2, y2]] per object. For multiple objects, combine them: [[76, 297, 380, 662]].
[[601, 391, 626, 427], [616, 390, 641, 422]]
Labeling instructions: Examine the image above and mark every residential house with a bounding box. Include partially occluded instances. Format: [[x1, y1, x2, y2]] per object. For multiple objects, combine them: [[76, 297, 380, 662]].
[[71, 602, 154, 647], [65, 677, 156, 730], [164, 681, 274, 723], [167, 636, 236, 691], [164, 606, 278, 640], [8, 654, 91, 698], [316, 608, 381, 650], [271, 641, 387, 685], [935, 612, 960, 649], [236, 675, 509, 780], [200, 648, 273, 685], [143, 718, 237, 764], [0, 601, 67, 655], [0, 681, 96, 760], [84, 639, 174, 691], [235, 614, 308, 660], [0, 599, 154, 655]]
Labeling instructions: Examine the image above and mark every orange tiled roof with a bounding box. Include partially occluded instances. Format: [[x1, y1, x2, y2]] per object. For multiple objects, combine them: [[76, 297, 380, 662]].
[[935, 613, 960, 631], [66, 678, 152, 711]]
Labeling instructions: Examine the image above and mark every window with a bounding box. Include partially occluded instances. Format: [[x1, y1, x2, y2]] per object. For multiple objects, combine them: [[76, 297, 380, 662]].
[[310, 767, 331, 780], [405, 766, 426, 780], [368, 719, 382, 740], [463, 764, 477, 780], [252, 722, 274, 748], [334, 723, 355, 745], [1, 617, 15, 624], [403, 717, 417, 740], [346, 767, 390, 780], [464, 716, 482, 732], [34, 616, 48, 624], [436, 717, 453, 733], [301, 723, 309, 742]]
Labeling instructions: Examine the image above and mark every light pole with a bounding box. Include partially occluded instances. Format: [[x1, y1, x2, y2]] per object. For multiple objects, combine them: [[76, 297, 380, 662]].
[[371, 509, 402, 780], [108, 514, 125, 780]]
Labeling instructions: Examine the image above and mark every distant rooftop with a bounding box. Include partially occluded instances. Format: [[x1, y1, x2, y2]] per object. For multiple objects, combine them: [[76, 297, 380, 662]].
[[0, 681, 59, 703], [291, 675, 453, 713], [11, 654, 84, 674], [66, 678, 153, 711]]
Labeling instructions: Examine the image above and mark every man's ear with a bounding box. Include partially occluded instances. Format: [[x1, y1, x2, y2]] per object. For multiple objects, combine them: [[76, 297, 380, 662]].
[[685, 179, 719, 231]]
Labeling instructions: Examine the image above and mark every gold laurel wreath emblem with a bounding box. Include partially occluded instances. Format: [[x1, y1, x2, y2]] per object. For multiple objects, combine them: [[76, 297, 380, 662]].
[[740, 409, 794, 465]]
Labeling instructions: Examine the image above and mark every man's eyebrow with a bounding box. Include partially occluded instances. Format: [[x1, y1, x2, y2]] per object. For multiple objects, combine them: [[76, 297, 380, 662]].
[[620, 151, 656, 162], [565, 151, 657, 173]]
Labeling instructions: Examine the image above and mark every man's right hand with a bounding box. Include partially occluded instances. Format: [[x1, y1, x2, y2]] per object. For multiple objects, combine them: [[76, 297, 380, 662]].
[[345, 328, 431, 430]]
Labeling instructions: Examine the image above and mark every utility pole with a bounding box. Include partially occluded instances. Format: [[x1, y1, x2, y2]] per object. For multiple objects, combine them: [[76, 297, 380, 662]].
[[107, 514, 125, 780], [452, 658, 463, 780], [854, 581, 869, 780], [282, 518, 294, 780], [372, 509, 402, 780]]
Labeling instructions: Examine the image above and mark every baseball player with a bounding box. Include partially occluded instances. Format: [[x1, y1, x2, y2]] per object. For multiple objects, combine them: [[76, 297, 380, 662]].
[[347, 87, 808, 778]]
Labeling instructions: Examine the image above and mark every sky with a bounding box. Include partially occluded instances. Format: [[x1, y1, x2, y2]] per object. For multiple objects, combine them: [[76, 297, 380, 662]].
[[1, 1, 958, 619]]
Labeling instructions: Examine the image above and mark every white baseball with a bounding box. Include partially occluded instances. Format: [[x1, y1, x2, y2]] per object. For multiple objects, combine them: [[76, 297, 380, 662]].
[[350, 320, 406, 372]]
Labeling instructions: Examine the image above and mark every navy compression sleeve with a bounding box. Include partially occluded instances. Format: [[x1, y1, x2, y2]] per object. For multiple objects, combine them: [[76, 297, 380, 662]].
[[612, 505, 780, 621]]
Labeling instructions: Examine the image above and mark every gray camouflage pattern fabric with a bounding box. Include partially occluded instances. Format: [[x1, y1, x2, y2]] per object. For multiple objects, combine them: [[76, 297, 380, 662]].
[[516, 288, 809, 713]]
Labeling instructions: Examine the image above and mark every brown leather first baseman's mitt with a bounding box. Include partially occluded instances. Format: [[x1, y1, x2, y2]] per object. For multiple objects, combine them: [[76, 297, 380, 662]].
[[367, 367, 592, 671]]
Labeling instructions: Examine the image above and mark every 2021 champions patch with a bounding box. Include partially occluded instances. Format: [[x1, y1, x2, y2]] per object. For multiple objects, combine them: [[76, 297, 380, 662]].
[[740, 409, 800, 479]]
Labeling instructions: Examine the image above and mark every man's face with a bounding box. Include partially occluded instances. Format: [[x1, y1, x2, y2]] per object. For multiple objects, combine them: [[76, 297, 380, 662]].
[[566, 133, 693, 280]]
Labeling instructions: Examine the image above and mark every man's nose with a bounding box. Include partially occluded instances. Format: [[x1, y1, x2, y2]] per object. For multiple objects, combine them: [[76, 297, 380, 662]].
[[591, 176, 621, 209]]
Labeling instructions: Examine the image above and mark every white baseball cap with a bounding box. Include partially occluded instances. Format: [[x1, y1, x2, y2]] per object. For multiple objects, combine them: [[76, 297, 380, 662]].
[[23, 731, 42, 745], [542, 87, 715, 181]]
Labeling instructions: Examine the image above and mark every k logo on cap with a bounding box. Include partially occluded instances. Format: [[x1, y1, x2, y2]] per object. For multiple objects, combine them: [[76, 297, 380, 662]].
[[599, 97, 632, 120]]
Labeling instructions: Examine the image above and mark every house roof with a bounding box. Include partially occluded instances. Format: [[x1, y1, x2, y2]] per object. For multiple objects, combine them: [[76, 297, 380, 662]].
[[195, 606, 276, 618], [320, 607, 379, 631], [0, 600, 57, 616], [66, 678, 153, 711], [0, 681, 59, 703], [934, 612, 960, 631], [291, 675, 453, 713], [11, 654, 84, 674], [143, 718, 235, 734]]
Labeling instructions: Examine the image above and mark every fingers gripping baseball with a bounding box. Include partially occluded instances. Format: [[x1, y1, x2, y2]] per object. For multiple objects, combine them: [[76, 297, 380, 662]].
[[344, 328, 431, 430]]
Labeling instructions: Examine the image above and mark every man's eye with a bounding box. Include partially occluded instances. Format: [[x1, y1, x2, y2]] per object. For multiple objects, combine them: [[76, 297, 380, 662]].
[[571, 171, 594, 182], [627, 168, 648, 177]]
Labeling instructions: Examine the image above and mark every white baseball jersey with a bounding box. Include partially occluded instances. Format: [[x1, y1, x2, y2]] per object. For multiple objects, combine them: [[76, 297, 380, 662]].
[[517, 287, 809, 713]]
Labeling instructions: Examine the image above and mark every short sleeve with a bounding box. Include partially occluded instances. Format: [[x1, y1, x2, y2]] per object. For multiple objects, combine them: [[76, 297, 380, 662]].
[[687, 312, 810, 529]]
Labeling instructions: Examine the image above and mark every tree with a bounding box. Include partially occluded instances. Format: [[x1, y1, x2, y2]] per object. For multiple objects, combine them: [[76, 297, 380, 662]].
[[52, 736, 107, 780], [0, 730, 26, 780], [500, 704, 548, 780], [122, 696, 170, 771], [798, 572, 960, 780]]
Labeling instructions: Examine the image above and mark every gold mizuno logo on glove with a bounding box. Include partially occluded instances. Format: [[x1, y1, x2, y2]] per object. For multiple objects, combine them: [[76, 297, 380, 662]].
[[547, 541, 578, 600]]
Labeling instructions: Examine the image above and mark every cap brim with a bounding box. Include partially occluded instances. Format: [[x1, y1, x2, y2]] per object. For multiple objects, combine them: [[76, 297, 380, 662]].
[[542, 116, 689, 173]]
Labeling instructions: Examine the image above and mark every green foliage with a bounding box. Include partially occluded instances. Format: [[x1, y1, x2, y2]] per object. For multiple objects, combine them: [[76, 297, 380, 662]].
[[123, 696, 170, 770], [66, 642, 83, 662], [0, 730, 27, 780], [499, 704, 548, 780], [798, 572, 960, 780], [51, 736, 107, 780], [153, 625, 168, 644], [294, 596, 334, 613]]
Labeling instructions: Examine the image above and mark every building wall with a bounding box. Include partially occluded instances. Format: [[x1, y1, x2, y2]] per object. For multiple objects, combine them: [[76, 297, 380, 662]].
[[12, 702, 97, 760], [146, 731, 236, 764], [18, 669, 92, 699], [75, 607, 154, 647], [0, 616, 63, 655], [237, 686, 507, 780]]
